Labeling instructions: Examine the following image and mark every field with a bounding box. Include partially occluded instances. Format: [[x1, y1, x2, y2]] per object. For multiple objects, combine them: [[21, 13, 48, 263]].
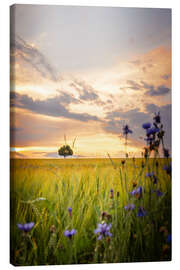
[[10, 157, 171, 266]]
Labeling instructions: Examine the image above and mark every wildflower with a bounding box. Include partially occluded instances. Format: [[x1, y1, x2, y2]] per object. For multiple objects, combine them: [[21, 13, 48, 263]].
[[124, 204, 136, 211], [68, 207, 72, 217], [146, 172, 154, 177], [163, 164, 171, 176], [142, 123, 151, 130], [110, 189, 114, 199], [156, 190, 163, 197], [153, 175, 158, 184], [17, 222, 35, 233], [94, 223, 112, 240], [137, 206, 147, 217], [154, 112, 161, 124], [64, 229, 76, 239], [130, 186, 142, 198], [167, 234, 172, 243], [163, 148, 170, 158], [123, 125, 133, 135], [147, 127, 160, 136], [146, 172, 157, 184]]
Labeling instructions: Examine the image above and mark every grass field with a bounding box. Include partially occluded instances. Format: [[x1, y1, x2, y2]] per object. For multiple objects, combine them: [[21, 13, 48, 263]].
[[10, 157, 171, 266]]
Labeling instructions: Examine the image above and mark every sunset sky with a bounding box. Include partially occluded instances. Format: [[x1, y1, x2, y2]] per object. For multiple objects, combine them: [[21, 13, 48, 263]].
[[10, 4, 171, 158]]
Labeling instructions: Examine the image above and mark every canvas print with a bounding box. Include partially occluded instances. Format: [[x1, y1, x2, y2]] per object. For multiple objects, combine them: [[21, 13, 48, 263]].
[[10, 4, 171, 266]]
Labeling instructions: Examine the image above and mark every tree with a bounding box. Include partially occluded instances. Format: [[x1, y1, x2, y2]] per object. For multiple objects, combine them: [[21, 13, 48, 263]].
[[58, 145, 73, 158]]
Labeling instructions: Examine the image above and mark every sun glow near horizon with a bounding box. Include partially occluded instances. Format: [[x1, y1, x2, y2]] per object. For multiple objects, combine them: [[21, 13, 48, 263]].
[[10, 5, 171, 159]]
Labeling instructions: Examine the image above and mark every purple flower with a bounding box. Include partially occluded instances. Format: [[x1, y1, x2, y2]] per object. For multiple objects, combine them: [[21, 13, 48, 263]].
[[130, 186, 142, 198], [94, 223, 112, 240], [64, 229, 76, 239], [146, 172, 154, 177], [163, 164, 171, 176], [167, 234, 171, 243], [110, 189, 114, 198], [153, 175, 158, 184], [17, 222, 35, 232], [156, 190, 163, 197], [142, 123, 151, 130], [146, 172, 157, 184], [124, 204, 136, 211], [147, 127, 160, 136], [68, 207, 72, 217], [137, 206, 147, 217], [123, 125, 133, 135]]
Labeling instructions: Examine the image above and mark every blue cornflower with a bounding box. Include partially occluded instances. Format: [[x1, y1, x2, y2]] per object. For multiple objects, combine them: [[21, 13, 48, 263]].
[[94, 223, 112, 240], [123, 125, 133, 135], [137, 206, 147, 217], [124, 204, 136, 211], [110, 188, 114, 198], [68, 207, 72, 217], [142, 123, 151, 130], [167, 234, 172, 243], [147, 127, 160, 136], [17, 222, 35, 232], [146, 172, 154, 177], [64, 229, 76, 239], [146, 172, 157, 184], [156, 190, 163, 197], [163, 164, 171, 175], [130, 186, 142, 198]]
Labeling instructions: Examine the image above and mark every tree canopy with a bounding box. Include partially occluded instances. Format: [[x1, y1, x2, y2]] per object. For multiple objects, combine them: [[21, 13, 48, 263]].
[[58, 145, 73, 158]]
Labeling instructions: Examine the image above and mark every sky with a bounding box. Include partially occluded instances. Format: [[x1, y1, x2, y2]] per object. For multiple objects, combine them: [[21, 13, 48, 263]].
[[10, 4, 171, 158]]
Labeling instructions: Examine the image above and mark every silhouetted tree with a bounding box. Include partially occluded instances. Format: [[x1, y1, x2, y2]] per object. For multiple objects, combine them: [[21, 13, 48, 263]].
[[58, 145, 73, 158]]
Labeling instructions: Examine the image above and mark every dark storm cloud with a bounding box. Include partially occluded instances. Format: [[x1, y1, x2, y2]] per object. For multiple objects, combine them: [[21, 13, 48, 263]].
[[10, 92, 99, 122], [10, 36, 58, 81], [104, 103, 171, 149]]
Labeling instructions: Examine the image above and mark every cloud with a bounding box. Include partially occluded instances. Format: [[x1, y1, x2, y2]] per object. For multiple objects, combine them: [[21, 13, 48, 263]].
[[104, 103, 171, 150], [161, 74, 171, 80], [126, 80, 141, 91], [146, 86, 170, 96], [141, 81, 170, 96], [70, 79, 104, 105], [129, 59, 141, 66], [10, 92, 99, 122], [10, 36, 58, 82]]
